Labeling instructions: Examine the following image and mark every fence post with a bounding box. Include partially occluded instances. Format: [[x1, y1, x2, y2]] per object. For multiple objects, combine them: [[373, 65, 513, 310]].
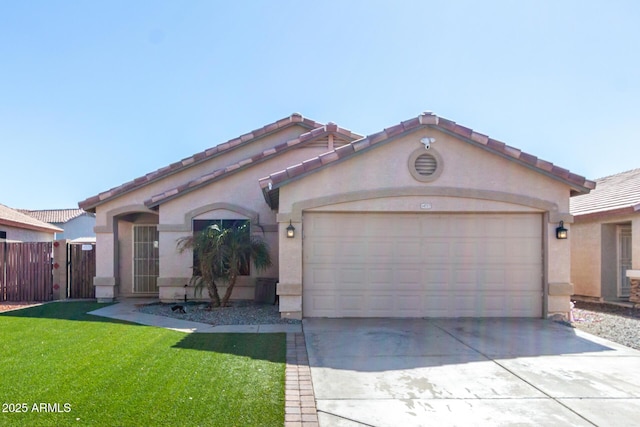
[[52, 239, 68, 300]]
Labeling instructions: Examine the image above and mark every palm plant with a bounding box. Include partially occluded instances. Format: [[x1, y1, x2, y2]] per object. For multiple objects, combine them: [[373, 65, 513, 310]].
[[177, 222, 272, 307]]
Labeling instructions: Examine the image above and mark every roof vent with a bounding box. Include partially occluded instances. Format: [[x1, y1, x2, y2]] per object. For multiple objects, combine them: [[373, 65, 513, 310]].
[[414, 153, 438, 176], [408, 148, 443, 182]]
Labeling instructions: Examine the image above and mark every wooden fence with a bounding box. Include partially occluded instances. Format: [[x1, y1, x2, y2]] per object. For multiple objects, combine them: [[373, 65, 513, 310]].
[[67, 242, 96, 299], [0, 242, 54, 302]]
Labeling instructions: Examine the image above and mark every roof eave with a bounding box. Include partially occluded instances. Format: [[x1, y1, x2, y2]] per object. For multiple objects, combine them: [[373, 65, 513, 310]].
[[428, 124, 595, 196], [0, 218, 63, 234], [78, 116, 322, 212]]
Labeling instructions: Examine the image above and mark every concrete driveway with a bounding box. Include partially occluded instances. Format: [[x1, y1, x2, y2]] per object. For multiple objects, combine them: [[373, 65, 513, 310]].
[[303, 318, 640, 426]]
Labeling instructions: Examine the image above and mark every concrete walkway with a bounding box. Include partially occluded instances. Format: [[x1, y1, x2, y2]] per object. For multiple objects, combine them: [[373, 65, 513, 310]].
[[88, 299, 302, 333]]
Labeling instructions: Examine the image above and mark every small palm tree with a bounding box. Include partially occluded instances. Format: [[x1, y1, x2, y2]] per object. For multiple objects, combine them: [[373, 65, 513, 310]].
[[177, 222, 272, 307]]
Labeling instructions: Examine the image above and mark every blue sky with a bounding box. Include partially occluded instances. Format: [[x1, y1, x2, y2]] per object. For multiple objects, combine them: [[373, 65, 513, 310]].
[[1, 0, 639, 209]]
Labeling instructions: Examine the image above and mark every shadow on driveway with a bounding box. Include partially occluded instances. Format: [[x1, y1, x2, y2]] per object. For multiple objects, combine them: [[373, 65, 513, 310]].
[[303, 317, 620, 372]]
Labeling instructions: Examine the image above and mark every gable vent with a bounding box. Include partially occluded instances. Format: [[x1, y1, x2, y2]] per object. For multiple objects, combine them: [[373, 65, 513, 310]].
[[414, 153, 438, 176]]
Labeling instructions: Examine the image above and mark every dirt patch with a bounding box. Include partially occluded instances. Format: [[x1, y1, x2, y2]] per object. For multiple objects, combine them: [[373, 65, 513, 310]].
[[0, 302, 42, 313]]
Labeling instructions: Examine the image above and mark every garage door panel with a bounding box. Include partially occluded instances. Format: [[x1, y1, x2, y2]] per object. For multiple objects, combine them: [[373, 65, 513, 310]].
[[303, 213, 542, 318]]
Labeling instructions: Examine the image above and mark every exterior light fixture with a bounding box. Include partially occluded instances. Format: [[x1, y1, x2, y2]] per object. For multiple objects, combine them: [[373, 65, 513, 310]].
[[286, 221, 295, 238], [556, 221, 568, 239]]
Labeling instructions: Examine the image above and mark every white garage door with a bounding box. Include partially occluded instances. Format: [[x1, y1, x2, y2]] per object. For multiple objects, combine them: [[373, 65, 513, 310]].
[[303, 212, 543, 317]]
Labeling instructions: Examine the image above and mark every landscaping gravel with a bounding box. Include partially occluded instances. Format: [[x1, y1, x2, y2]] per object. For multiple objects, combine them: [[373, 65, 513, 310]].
[[137, 300, 301, 326], [569, 301, 640, 350]]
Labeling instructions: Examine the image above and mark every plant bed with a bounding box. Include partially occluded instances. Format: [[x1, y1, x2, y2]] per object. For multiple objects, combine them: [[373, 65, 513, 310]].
[[137, 300, 301, 326]]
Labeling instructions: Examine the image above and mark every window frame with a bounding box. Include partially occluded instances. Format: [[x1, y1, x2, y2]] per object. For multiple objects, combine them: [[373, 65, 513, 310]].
[[192, 219, 251, 276]]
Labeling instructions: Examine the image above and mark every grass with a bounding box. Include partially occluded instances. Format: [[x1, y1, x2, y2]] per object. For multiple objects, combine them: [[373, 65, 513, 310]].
[[0, 302, 285, 427]]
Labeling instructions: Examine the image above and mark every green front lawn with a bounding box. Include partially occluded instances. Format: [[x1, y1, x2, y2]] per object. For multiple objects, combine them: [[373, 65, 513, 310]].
[[0, 302, 285, 427]]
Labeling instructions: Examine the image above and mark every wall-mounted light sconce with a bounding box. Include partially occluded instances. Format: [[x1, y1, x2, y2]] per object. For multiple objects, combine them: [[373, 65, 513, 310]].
[[556, 221, 568, 239], [286, 221, 295, 238]]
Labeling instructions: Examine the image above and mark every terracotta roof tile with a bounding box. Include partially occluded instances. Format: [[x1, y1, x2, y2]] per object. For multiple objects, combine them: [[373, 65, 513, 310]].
[[261, 111, 596, 207], [302, 157, 323, 172], [519, 152, 538, 166], [384, 123, 405, 137], [285, 163, 306, 178], [487, 138, 506, 151], [503, 146, 522, 158], [144, 124, 362, 207], [536, 159, 554, 172], [319, 151, 339, 165], [79, 113, 325, 211], [352, 138, 372, 151], [470, 131, 489, 145], [452, 124, 473, 139]]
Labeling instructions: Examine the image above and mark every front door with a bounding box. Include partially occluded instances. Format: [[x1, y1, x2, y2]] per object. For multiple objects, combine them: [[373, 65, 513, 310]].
[[133, 225, 159, 293], [618, 225, 632, 298]]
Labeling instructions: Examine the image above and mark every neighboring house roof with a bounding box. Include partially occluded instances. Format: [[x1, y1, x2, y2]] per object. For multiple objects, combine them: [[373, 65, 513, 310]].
[[570, 168, 640, 218], [19, 208, 95, 224], [259, 112, 596, 208], [0, 204, 63, 233], [78, 113, 325, 212], [145, 122, 362, 207]]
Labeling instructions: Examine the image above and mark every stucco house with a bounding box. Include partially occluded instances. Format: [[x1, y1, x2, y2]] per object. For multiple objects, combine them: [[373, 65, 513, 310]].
[[571, 168, 640, 303], [79, 112, 594, 319], [0, 203, 63, 242], [20, 208, 96, 241]]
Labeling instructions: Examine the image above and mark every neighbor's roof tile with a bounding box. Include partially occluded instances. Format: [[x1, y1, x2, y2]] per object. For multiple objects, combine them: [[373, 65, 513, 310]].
[[571, 168, 640, 216], [2, 204, 63, 233]]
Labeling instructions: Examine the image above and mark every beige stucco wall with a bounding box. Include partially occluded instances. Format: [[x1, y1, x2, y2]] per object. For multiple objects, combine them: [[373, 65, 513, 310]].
[[277, 127, 576, 318], [91, 123, 333, 302], [156, 146, 331, 302], [571, 213, 640, 300], [0, 225, 55, 242]]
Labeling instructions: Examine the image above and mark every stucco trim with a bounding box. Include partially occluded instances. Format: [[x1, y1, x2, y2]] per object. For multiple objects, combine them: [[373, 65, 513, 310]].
[[158, 203, 260, 232], [286, 187, 559, 221], [94, 204, 158, 233]]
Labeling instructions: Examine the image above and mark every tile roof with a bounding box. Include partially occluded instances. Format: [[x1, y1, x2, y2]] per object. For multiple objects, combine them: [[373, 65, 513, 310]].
[[145, 123, 362, 207], [78, 113, 324, 211], [570, 168, 640, 217], [19, 208, 94, 224], [259, 112, 596, 208], [0, 204, 63, 233]]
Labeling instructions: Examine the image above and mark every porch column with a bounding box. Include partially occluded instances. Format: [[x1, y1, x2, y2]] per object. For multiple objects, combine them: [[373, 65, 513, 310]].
[[94, 230, 117, 302], [277, 214, 302, 320], [547, 213, 574, 320]]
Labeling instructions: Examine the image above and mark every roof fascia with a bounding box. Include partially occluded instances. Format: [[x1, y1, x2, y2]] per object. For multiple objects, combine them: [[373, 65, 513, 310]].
[[430, 125, 595, 195], [0, 218, 63, 233]]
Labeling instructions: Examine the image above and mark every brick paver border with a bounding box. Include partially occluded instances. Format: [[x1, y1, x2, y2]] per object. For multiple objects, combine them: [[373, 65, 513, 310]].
[[285, 332, 319, 427]]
